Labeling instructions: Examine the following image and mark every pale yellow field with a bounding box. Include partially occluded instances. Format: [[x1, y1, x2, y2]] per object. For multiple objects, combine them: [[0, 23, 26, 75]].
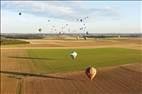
[[1, 38, 142, 50]]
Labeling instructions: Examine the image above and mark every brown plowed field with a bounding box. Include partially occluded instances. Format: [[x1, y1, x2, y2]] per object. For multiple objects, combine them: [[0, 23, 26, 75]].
[[1, 76, 18, 94], [22, 63, 142, 94]]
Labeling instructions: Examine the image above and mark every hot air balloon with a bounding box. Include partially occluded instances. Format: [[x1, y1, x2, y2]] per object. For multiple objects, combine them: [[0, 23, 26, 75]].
[[19, 12, 22, 15], [84, 16, 88, 20], [80, 27, 83, 30], [70, 51, 78, 60], [86, 31, 89, 35], [38, 28, 42, 32], [80, 19, 83, 22], [85, 66, 97, 80]]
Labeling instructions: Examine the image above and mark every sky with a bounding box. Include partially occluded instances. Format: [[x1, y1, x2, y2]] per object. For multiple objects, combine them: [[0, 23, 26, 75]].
[[1, 1, 142, 34]]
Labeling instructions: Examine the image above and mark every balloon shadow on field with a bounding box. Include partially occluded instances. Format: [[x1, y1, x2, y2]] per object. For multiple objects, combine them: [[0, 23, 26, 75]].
[[8, 56, 56, 60]]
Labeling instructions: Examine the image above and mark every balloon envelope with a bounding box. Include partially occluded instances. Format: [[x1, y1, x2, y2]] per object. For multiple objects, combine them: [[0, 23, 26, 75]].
[[70, 51, 77, 60], [19, 12, 22, 15], [86, 32, 89, 35], [38, 28, 42, 32], [80, 19, 83, 22], [85, 67, 97, 80]]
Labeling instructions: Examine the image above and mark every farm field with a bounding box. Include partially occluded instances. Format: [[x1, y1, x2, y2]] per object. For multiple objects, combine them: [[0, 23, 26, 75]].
[[27, 48, 141, 73], [22, 63, 142, 94], [1, 1, 142, 93], [1, 49, 33, 72], [1, 75, 18, 94], [1, 47, 141, 74], [1, 39, 142, 94], [1, 38, 142, 50]]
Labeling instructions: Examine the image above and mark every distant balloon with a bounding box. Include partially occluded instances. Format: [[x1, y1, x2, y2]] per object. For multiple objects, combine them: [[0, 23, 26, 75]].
[[80, 19, 83, 22], [80, 27, 83, 30], [48, 20, 50, 22], [76, 19, 79, 21], [38, 28, 42, 32], [70, 51, 78, 60], [59, 32, 61, 34], [77, 16, 88, 22], [19, 12, 22, 15], [86, 31, 89, 35], [85, 66, 97, 80], [85, 16, 88, 19]]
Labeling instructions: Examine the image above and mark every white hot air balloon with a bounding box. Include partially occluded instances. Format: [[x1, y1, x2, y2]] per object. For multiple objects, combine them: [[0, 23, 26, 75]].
[[70, 51, 78, 60]]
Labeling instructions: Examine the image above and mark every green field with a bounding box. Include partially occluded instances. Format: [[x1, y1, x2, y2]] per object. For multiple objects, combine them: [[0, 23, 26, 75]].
[[27, 48, 141, 73]]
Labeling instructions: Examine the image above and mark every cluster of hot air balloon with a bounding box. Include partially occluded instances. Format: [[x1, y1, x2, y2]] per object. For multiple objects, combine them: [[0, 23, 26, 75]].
[[18, 12, 43, 33], [76, 16, 89, 36], [70, 51, 97, 80], [18, 11, 89, 35], [76, 16, 88, 22], [18, 12, 95, 80]]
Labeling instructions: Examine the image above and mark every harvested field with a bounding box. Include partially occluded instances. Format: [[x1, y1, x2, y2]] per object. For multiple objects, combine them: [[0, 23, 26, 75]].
[[120, 63, 142, 72], [1, 76, 18, 94], [0, 49, 34, 72], [22, 63, 142, 94], [1, 38, 142, 50]]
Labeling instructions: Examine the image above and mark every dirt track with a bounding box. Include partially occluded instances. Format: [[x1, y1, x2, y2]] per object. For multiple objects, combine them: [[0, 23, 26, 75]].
[[22, 63, 142, 94]]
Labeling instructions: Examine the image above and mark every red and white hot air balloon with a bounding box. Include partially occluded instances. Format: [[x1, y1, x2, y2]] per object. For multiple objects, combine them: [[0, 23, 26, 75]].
[[85, 66, 97, 80]]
